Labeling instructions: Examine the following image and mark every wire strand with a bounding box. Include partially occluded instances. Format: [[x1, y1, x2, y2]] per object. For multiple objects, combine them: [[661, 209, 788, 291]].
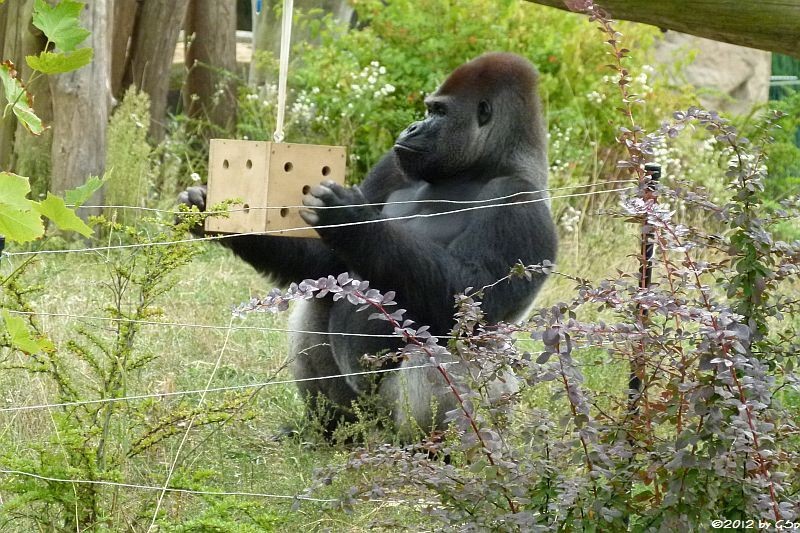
[[76, 180, 637, 215], [150, 315, 235, 530], [2, 186, 632, 258], [0, 362, 455, 414], [4, 309, 426, 339], [0, 468, 336, 502]]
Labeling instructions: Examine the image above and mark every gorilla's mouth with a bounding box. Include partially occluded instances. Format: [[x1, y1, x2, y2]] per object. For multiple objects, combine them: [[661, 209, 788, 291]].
[[393, 142, 427, 154]]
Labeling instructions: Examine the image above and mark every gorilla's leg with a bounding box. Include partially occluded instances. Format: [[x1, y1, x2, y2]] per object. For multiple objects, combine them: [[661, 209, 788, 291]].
[[288, 299, 360, 435], [379, 354, 457, 440], [380, 352, 520, 440]]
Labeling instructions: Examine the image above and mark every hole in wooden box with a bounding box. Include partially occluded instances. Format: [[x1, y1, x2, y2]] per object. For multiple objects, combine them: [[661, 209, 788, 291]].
[[222, 159, 229, 169], [302, 185, 310, 194], [280, 208, 289, 218], [284, 162, 293, 172], [321, 165, 331, 176], [246, 159, 252, 169]]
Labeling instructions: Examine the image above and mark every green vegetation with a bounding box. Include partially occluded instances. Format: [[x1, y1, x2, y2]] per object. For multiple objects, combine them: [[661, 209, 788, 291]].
[[1, 0, 798, 530], [105, 88, 153, 224]]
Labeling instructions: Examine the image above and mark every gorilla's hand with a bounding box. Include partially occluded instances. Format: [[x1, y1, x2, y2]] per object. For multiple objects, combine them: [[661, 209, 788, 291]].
[[177, 184, 208, 235], [178, 184, 208, 212], [300, 181, 377, 230]]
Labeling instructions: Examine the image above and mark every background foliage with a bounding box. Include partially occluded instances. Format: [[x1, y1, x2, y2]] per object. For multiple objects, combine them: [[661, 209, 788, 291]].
[[1, 0, 798, 530]]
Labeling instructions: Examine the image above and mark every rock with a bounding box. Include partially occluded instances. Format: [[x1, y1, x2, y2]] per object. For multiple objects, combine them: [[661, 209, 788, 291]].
[[654, 31, 771, 116]]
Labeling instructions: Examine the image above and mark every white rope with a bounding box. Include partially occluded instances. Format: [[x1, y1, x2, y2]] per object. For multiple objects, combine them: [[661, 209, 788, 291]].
[[0, 468, 336, 502], [4, 309, 421, 339], [73, 181, 638, 215], [0, 362, 455, 414], [273, 0, 294, 143], [1, 187, 633, 258], [149, 315, 234, 530]]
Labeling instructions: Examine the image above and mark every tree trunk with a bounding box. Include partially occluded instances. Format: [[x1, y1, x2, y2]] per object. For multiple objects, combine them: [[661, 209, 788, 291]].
[[49, 0, 110, 211], [0, 2, 6, 51], [123, 0, 189, 141], [110, 0, 139, 100], [526, 0, 800, 58], [12, 2, 53, 192], [0, 0, 35, 169], [183, 0, 238, 133]]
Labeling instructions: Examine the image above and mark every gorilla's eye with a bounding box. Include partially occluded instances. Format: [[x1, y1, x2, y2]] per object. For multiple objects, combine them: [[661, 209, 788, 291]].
[[427, 101, 447, 116], [478, 100, 492, 126]]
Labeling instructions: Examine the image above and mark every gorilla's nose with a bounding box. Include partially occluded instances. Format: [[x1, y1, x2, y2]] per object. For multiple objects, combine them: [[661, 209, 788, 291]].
[[403, 122, 421, 135], [399, 121, 423, 141], [395, 119, 430, 154]]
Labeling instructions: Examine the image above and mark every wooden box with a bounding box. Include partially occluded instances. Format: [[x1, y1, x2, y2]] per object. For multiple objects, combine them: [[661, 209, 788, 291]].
[[205, 139, 347, 238]]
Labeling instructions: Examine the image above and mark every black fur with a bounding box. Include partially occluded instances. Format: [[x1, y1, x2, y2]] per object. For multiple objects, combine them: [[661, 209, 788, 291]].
[[179, 52, 557, 438]]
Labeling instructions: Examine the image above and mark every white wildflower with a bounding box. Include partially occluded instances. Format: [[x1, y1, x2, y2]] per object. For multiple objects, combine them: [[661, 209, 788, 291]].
[[586, 90, 605, 104]]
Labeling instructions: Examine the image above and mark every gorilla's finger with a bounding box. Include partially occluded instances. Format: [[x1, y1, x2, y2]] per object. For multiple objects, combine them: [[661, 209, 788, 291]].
[[323, 181, 351, 201], [187, 188, 206, 211], [350, 185, 367, 203], [309, 184, 336, 202], [299, 207, 320, 226], [321, 180, 345, 191], [302, 193, 326, 208]]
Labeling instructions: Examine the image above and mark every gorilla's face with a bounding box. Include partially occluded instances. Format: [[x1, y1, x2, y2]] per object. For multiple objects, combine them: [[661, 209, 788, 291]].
[[393, 91, 493, 183]]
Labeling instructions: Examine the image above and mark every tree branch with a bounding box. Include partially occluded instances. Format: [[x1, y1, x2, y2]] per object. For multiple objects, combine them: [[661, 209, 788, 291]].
[[526, 0, 800, 58]]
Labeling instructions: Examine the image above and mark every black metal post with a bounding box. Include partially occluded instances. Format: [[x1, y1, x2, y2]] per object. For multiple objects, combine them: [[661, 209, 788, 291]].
[[629, 163, 661, 408]]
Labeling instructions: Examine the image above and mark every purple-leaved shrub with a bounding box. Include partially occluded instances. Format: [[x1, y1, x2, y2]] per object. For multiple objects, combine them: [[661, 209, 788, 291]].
[[237, 2, 799, 529]]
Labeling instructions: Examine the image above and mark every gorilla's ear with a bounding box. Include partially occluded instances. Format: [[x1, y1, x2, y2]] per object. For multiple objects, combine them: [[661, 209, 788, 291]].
[[478, 99, 492, 126]]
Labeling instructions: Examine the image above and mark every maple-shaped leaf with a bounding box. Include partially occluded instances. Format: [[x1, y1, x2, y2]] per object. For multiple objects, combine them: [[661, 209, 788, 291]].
[[1, 310, 54, 355], [0, 172, 45, 243], [64, 175, 104, 207], [32, 0, 90, 52], [26, 47, 93, 74], [35, 193, 93, 237]]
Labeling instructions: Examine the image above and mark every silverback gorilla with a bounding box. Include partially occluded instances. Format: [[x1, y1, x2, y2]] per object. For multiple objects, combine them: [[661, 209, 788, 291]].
[[179, 52, 557, 438]]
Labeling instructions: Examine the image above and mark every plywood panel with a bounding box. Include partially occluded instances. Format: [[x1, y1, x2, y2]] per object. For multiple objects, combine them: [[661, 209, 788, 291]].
[[266, 143, 347, 238], [205, 139, 270, 234], [205, 139, 346, 238]]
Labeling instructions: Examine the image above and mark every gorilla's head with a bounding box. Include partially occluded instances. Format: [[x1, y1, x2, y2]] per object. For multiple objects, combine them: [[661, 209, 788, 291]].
[[393, 52, 546, 183]]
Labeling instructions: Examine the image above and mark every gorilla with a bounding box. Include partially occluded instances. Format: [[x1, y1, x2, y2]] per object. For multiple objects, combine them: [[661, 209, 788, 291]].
[[179, 52, 557, 439]]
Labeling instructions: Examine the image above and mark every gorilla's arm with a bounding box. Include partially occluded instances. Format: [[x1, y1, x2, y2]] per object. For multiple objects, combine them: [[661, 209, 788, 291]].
[[178, 185, 344, 285], [178, 153, 411, 286], [310, 178, 557, 333], [358, 152, 414, 201]]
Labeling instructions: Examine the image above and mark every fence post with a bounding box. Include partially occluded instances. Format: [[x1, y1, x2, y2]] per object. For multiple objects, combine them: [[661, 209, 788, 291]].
[[629, 163, 661, 411]]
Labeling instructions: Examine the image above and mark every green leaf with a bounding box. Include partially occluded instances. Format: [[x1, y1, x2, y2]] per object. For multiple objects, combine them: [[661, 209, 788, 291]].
[[0, 207, 45, 243], [26, 48, 93, 74], [0, 61, 45, 135], [34, 193, 93, 237], [0, 172, 97, 241], [64, 175, 104, 207], [32, 0, 90, 52], [0, 172, 45, 243], [1, 310, 52, 355], [0, 171, 34, 210]]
